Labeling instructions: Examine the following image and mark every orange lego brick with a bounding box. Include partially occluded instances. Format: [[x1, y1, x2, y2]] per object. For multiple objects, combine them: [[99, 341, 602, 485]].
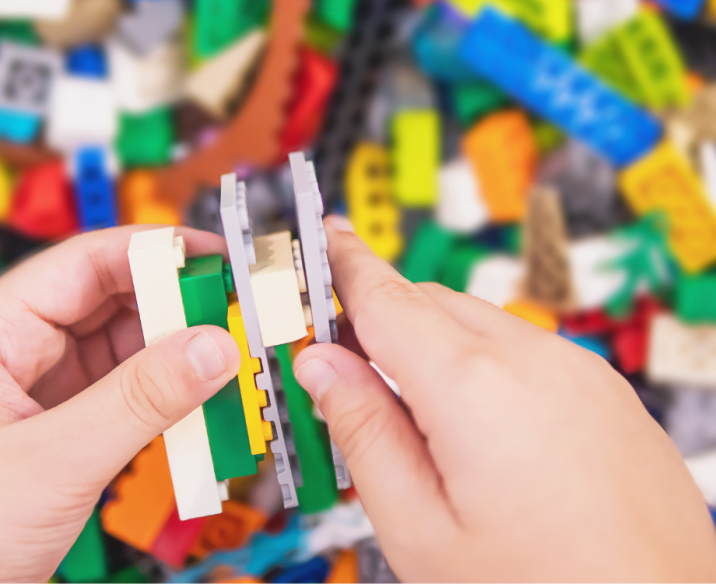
[[326, 549, 358, 583], [504, 299, 559, 332], [619, 140, 716, 273], [101, 436, 176, 552], [120, 171, 181, 225], [190, 500, 267, 559], [461, 109, 538, 223]]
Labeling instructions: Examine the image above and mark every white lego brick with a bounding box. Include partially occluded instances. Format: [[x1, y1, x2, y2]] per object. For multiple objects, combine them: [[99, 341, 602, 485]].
[[576, 0, 639, 46], [567, 236, 630, 311], [0, 0, 70, 19], [436, 157, 489, 234], [107, 37, 184, 113], [249, 231, 309, 348], [128, 227, 222, 520], [686, 448, 716, 507], [46, 74, 117, 151], [700, 142, 716, 213], [185, 30, 265, 118], [466, 255, 524, 308], [648, 314, 716, 389]]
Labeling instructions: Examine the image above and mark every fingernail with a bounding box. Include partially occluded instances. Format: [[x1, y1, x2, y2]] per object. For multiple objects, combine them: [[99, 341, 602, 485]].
[[186, 332, 227, 381], [325, 215, 354, 233], [295, 359, 337, 402]]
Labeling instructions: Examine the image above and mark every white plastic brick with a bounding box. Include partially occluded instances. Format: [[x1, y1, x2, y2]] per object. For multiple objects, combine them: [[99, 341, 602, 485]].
[[575, 0, 639, 46], [700, 142, 716, 213], [128, 227, 223, 520], [436, 158, 489, 234], [466, 255, 524, 308], [0, 0, 70, 18]]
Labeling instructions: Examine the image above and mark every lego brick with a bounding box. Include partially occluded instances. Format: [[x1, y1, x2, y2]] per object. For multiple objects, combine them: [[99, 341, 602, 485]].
[[35, 0, 122, 49], [0, 0, 70, 18], [46, 75, 117, 151], [0, 21, 39, 46], [440, 243, 488, 293], [466, 254, 524, 308], [666, 17, 716, 80], [149, 507, 206, 568], [72, 146, 118, 231], [613, 11, 689, 109], [391, 109, 440, 208], [458, 7, 662, 168], [666, 387, 716, 457], [314, 0, 357, 32], [313, 0, 407, 208], [559, 331, 610, 360], [157, 0, 308, 206], [249, 231, 308, 348], [273, 557, 330, 583], [221, 176, 300, 509], [401, 220, 458, 284], [116, 107, 174, 167], [523, 187, 574, 311], [575, 0, 639, 46], [101, 437, 176, 552], [66, 45, 108, 79], [648, 313, 716, 388], [9, 160, 78, 240], [531, 119, 566, 155], [0, 161, 11, 222], [227, 300, 271, 456], [185, 30, 266, 120], [0, 42, 61, 117], [504, 299, 559, 332], [0, 108, 40, 143], [179, 255, 258, 481], [676, 273, 716, 324], [128, 227, 223, 520], [117, 0, 184, 55], [107, 37, 184, 113], [58, 506, 107, 583], [462, 109, 537, 223], [326, 549, 358, 584], [356, 538, 399, 584], [192, 0, 269, 60], [449, 81, 507, 127], [700, 141, 716, 211], [120, 171, 181, 226], [189, 500, 266, 559], [619, 140, 716, 273], [276, 343, 339, 515], [652, 0, 706, 20], [436, 157, 489, 234]]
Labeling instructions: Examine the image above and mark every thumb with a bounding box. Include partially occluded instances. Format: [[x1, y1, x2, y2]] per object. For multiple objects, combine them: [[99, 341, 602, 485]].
[[14, 325, 241, 491]]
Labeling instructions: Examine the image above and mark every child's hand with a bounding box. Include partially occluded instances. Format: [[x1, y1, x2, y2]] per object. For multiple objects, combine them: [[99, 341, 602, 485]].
[[294, 217, 716, 582], [0, 227, 241, 583]]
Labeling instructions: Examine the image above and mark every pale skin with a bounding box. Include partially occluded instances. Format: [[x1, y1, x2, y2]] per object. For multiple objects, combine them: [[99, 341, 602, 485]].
[[0, 221, 715, 582]]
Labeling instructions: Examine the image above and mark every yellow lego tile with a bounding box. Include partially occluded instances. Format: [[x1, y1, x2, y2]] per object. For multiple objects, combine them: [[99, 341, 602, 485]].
[[619, 140, 716, 273], [227, 299, 271, 455]]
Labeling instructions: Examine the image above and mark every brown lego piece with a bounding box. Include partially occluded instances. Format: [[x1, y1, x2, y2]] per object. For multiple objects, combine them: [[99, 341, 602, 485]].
[[156, 0, 309, 208], [523, 186, 575, 312], [0, 140, 59, 169], [36, 0, 123, 49]]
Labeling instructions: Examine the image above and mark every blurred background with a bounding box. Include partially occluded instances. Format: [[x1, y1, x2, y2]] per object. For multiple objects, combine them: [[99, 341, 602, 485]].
[[5, 0, 716, 581]]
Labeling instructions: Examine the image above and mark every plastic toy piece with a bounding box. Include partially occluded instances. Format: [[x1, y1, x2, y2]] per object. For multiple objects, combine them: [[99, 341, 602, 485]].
[[613, 11, 689, 109], [652, 0, 706, 19], [220, 176, 300, 509], [35, 0, 122, 50], [402, 220, 458, 284], [648, 314, 716, 388], [619, 140, 716, 273], [462, 109, 537, 223], [0, 0, 70, 18], [250, 231, 309, 348], [575, 0, 638, 46], [116, 107, 174, 167], [190, 500, 267, 559], [120, 171, 181, 226], [345, 142, 403, 262], [391, 109, 440, 208], [504, 299, 559, 332], [58, 507, 107, 583], [185, 30, 266, 120], [458, 7, 662, 168], [523, 187, 574, 312], [666, 16, 716, 80], [469, 259, 525, 309], [356, 538, 399, 584], [666, 387, 716, 457], [0, 109, 40, 143], [326, 549, 358, 584], [436, 158, 489, 234], [192, 0, 270, 60], [149, 507, 206, 568], [157, 0, 308, 207], [117, 0, 184, 55], [676, 273, 716, 324], [72, 146, 118, 231], [128, 227, 223, 520], [178, 255, 258, 481], [0, 42, 61, 117], [66, 45, 107, 79]]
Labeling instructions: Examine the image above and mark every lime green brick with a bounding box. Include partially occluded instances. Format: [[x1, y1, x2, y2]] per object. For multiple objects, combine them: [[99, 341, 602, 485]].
[[392, 109, 440, 208], [401, 221, 457, 284], [192, 0, 270, 60], [57, 507, 107, 583], [276, 344, 338, 515], [580, 32, 645, 104], [116, 108, 174, 168], [179, 255, 257, 481], [450, 81, 507, 128]]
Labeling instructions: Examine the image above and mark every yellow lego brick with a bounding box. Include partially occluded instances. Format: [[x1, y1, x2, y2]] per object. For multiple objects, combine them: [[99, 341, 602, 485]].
[[346, 142, 403, 262], [504, 299, 559, 332], [619, 140, 716, 273], [708, 0, 716, 19], [0, 161, 13, 222], [227, 298, 271, 455]]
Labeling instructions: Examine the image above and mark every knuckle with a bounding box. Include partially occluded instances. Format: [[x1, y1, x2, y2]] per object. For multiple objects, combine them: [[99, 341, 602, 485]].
[[329, 396, 391, 468], [365, 278, 423, 307], [118, 360, 174, 430]]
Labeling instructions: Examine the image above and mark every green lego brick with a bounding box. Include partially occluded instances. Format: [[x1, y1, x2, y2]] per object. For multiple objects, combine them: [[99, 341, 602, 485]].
[[275, 344, 338, 514], [440, 244, 488, 293], [179, 255, 257, 481], [192, 0, 270, 60], [116, 108, 174, 168], [401, 221, 458, 284], [305, 14, 343, 55], [0, 21, 39, 45], [614, 11, 688, 110], [450, 80, 507, 128], [107, 566, 149, 583], [57, 507, 107, 583], [676, 273, 716, 324], [313, 0, 358, 33]]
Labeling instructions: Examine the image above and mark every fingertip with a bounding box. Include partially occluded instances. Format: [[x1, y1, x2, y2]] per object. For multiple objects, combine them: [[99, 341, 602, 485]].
[[184, 326, 241, 383], [324, 215, 355, 233]]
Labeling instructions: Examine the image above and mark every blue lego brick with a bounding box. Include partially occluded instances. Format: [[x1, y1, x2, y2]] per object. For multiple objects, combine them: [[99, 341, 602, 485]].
[[559, 330, 610, 360], [272, 557, 330, 583], [66, 45, 107, 78], [458, 7, 662, 168], [652, 0, 706, 19], [0, 107, 39, 142], [74, 147, 118, 231]]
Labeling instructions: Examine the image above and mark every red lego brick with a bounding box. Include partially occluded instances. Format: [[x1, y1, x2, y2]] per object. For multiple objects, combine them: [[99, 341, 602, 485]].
[[149, 507, 207, 568]]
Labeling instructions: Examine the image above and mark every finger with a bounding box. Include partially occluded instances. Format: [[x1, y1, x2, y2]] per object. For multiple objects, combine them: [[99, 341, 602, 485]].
[[335, 312, 369, 361], [293, 343, 460, 563], [5, 325, 240, 493]]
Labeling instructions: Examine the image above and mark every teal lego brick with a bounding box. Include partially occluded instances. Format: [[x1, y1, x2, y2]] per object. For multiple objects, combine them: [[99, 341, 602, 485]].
[[401, 221, 458, 284], [275, 344, 338, 514], [179, 255, 257, 481], [57, 507, 108, 583], [676, 273, 716, 324]]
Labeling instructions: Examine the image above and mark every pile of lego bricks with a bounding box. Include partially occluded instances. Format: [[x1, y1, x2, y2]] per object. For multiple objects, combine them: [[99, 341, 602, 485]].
[[3, 0, 716, 582]]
